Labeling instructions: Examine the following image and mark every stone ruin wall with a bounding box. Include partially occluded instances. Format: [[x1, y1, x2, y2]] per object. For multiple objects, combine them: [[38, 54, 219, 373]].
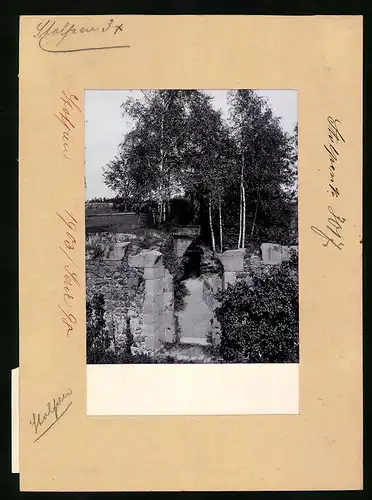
[[86, 232, 298, 354], [220, 243, 299, 288], [201, 243, 298, 349], [86, 234, 175, 355], [86, 236, 147, 354], [128, 250, 175, 350], [201, 274, 223, 347]]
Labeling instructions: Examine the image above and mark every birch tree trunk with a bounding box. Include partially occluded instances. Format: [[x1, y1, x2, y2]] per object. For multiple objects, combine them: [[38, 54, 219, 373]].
[[238, 185, 242, 249], [238, 148, 245, 248], [157, 201, 162, 227], [241, 182, 246, 248], [219, 197, 223, 253], [163, 202, 167, 223], [160, 92, 173, 223], [250, 195, 259, 238], [160, 111, 165, 223], [209, 196, 216, 253]]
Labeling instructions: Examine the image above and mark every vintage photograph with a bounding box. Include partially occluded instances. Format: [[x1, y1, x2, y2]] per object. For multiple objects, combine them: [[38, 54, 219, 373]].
[[85, 89, 298, 364]]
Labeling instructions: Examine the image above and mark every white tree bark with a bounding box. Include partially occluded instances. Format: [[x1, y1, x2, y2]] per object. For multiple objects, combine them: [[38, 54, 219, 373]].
[[238, 148, 245, 248], [219, 197, 223, 253], [238, 185, 242, 249], [160, 111, 165, 222], [250, 195, 259, 238], [209, 196, 216, 253], [241, 182, 246, 248]]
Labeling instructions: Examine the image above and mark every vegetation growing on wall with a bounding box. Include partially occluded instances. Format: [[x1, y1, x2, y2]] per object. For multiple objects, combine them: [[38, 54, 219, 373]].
[[86, 293, 111, 363], [215, 254, 299, 363], [159, 235, 189, 312]]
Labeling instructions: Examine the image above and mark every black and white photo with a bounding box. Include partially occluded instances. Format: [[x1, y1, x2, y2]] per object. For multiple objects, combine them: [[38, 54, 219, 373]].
[[85, 89, 298, 365]]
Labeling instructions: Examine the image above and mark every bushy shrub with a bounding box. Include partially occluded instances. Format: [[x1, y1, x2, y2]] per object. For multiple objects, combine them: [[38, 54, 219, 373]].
[[86, 241, 104, 260], [124, 316, 134, 355], [215, 256, 298, 363], [205, 318, 221, 357], [160, 236, 189, 312], [86, 293, 111, 363]]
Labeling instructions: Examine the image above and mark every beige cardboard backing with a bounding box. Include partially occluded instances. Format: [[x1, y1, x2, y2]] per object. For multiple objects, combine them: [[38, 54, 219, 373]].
[[19, 15, 363, 491]]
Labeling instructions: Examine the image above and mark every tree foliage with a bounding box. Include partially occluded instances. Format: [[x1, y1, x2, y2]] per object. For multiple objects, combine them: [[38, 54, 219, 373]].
[[215, 255, 299, 363], [102, 90, 298, 250], [227, 90, 297, 247]]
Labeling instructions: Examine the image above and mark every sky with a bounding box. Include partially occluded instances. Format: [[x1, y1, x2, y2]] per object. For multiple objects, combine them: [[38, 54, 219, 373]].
[[85, 89, 297, 200]]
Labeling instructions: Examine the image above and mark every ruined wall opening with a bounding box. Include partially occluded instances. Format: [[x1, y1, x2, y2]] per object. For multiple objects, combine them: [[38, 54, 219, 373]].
[[180, 239, 203, 280]]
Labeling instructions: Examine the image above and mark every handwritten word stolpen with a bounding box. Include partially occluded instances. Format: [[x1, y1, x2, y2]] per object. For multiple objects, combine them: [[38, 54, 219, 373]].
[[311, 116, 346, 251], [325, 116, 345, 199], [34, 18, 130, 53], [55, 91, 82, 160], [30, 389, 72, 443]]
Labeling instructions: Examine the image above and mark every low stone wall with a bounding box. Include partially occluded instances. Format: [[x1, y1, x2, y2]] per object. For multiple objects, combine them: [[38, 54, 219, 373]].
[[202, 275, 222, 346], [202, 274, 222, 310], [261, 243, 298, 265], [86, 242, 146, 353], [172, 226, 201, 258], [218, 248, 246, 288], [218, 243, 298, 290], [86, 233, 298, 355], [86, 231, 177, 353], [128, 250, 175, 349]]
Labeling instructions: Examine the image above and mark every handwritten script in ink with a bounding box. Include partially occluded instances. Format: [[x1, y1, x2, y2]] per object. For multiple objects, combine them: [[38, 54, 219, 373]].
[[311, 116, 347, 250], [311, 206, 346, 251], [324, 117, 345, 198], [30, 389, 72, 443], [55, 91, 82, 160], [34, 18, 130, 53], [56, 210, 80, 336]]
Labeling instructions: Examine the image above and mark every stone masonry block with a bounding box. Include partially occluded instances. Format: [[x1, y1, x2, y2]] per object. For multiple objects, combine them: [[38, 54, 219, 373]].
[[224, 271, 237, 286], [163, 291, 174, 308], [143, 265, 165, 280], [219, 248, 246, 272], [145, 277, 164, 295], [261, 243, 282, 265], [172, 226, 201, 238], [281, 246, 291, 262], [174, 238, 193, 258], [143, 313, 162, 328], [144, 333, 156, 350], [145, 330, 163, 350], [211, 274, 222, 292], [142, 323, 158, 338], [143, 296, 164, 315], [128, 250, 163, 268], [163, 311, 175, 327], [108, 242, 131, 261], [163, 272, 173, 292], [164, 326, 175, 343]]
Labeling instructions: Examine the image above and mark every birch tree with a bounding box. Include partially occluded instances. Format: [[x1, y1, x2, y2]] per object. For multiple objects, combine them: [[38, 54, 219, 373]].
[[182, 92, 236, 253], [104, 90, 191, 225], [228, 90, 295, 247]]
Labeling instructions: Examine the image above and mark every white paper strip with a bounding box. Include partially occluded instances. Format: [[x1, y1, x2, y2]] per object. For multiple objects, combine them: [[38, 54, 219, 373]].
[[87, 363, 299, 416]]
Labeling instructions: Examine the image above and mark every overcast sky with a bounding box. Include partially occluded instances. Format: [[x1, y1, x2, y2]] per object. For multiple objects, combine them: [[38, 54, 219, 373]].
[[85, 89, 297, 200]]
